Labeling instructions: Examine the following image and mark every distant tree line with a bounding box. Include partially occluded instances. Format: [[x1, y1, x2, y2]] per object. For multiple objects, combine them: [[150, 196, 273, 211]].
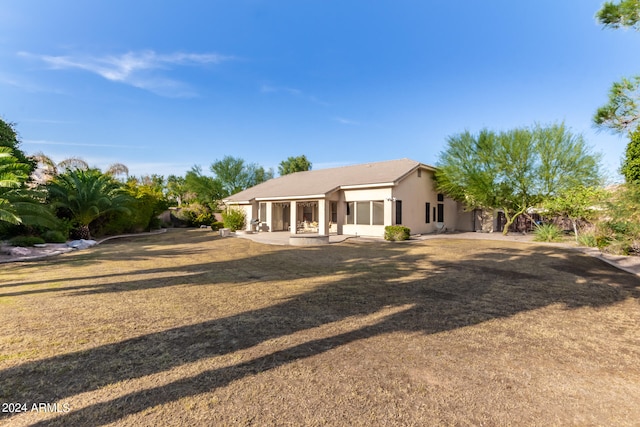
[[0, 117, 313, 243]]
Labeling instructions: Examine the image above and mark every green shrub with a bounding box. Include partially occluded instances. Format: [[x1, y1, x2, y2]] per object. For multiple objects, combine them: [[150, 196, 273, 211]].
[[194, 212, 216, 227], [601, 239, 634, 255], [593, 183, 640, 256], [211, 221, 224, 231], [42, 230, 67, 243], [596, 235, 611, 250], [148, 216, 163, 230], [576, 232, 597, 248], [173, 203, 216, 228], [222, 208, 246, 232], [10, 236, 46, 247], [533, 223, 563, 242], [384, 225, 410, 241]]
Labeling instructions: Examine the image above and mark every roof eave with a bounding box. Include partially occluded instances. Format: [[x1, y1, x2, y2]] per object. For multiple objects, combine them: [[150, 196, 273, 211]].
[[339, 182, 395, 190], [255, 194, 328, 201]]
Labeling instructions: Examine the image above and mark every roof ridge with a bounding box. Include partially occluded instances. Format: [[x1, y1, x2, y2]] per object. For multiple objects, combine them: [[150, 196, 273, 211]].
[[297, 158, 419, 174]]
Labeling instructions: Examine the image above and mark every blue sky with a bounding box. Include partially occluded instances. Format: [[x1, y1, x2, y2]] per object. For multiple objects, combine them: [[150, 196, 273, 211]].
[[1, 1, 639, 181]]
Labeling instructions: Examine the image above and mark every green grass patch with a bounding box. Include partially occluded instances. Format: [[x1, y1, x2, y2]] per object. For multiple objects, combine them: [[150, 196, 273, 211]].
[[533, 223, 563, 242]]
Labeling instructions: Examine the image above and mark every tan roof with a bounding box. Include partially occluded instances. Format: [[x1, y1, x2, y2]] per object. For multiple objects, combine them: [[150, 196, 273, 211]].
[[225, 158, 434, 202]]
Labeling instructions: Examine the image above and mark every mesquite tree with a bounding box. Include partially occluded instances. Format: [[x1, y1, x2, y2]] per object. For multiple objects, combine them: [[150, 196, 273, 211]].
[[436, 123, 601, 234]]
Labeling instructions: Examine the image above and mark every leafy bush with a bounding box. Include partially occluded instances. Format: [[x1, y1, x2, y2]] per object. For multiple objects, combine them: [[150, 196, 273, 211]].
[[10, 236, 45, 247], [211, 221, 224, 231], [533, 223, 563, 242], [600, 239, 638, 256], [222, 208, 246, 232], [576, 232, 597, 248], [42, 230, 67, 243], [148, 216, 163, 230], [594, 183, 640, 255], [193, 212, 216, 227], [384, 225, 410, 241], [173, 203, 216, 228]]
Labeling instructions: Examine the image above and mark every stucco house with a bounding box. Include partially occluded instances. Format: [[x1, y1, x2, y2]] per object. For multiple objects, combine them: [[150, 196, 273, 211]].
[[223, 158, 474, 239]]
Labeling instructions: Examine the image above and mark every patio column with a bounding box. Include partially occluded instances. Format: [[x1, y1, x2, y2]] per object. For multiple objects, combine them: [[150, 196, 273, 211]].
[[385, 198, 394, 226], [318, 199, 329, 236], [248, 202, 258, 231], [336, 193, 345, 235], [265, 202, 273, 232], [290, 201, 298, 235]]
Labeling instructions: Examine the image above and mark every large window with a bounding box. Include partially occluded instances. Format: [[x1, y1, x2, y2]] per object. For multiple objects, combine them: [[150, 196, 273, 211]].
[[372, 201, 384, 225], [331, 201, 338, 223], [425, 202, 431, 223], [356, 201, 370, 224], [346, 202, 354, 224], [395, 200, 402, 224], [345, 200, 385, 225], [437, 203, 444, 222]]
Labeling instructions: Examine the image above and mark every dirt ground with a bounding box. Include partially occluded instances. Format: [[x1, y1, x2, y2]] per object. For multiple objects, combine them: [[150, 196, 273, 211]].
[[0, 229, 638, 426]]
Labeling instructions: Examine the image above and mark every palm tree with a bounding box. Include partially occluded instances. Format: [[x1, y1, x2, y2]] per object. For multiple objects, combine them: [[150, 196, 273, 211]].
[[106, 163, 129, 180], [57, 157, 89, 172], [32, 153, 90, 185], [0, 147, 30, 224], [47, 169, 133, 239], [31, 152, 58, 184]]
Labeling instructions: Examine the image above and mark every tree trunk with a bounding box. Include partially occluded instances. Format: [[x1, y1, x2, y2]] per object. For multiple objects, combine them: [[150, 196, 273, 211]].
[[502, 212, 513, 235], [572, 219, 579, 242], [501, 206, 528, 235]]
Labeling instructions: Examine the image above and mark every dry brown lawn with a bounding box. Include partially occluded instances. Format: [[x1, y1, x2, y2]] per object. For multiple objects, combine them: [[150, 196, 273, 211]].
[[0, 228, 639, 426]]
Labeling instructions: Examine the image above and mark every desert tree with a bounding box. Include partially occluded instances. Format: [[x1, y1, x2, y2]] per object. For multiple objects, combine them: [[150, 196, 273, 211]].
[[278, 155, 312, 175], [596, 0, 640, 30], [210, 156, 274, 196], [542, 186, 604, 242], [621, 130, 640, 182], [594, 1, 640, 183], [184, 165, 226, 209], [166, 175, 187, 206], [436, 123, 601, 234]]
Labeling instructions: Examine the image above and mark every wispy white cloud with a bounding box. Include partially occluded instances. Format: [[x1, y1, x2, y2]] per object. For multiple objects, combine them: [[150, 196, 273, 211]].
[[24, 139, 149, 149], [260, 83, 329, 106], [0, 72, 65, 94], [18, 50, 235, 97], [260, 84, 302, 96], [333, 117, 360, 126]]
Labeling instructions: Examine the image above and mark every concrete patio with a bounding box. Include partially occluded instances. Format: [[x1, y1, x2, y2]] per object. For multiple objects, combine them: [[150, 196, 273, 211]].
[[233, 231, 357, 245]]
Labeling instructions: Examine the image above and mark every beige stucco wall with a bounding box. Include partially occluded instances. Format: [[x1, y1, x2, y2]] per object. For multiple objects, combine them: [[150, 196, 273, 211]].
[[392, 169, 437, 234], [341, 187, 392, 237], [454, 203, 475, 232]]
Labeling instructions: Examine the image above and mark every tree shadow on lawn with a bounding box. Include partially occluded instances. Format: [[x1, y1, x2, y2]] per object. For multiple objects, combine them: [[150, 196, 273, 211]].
[[1, 237, 638, 426], [1, 231, 211, 278], [0, 230, 235, 290]]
